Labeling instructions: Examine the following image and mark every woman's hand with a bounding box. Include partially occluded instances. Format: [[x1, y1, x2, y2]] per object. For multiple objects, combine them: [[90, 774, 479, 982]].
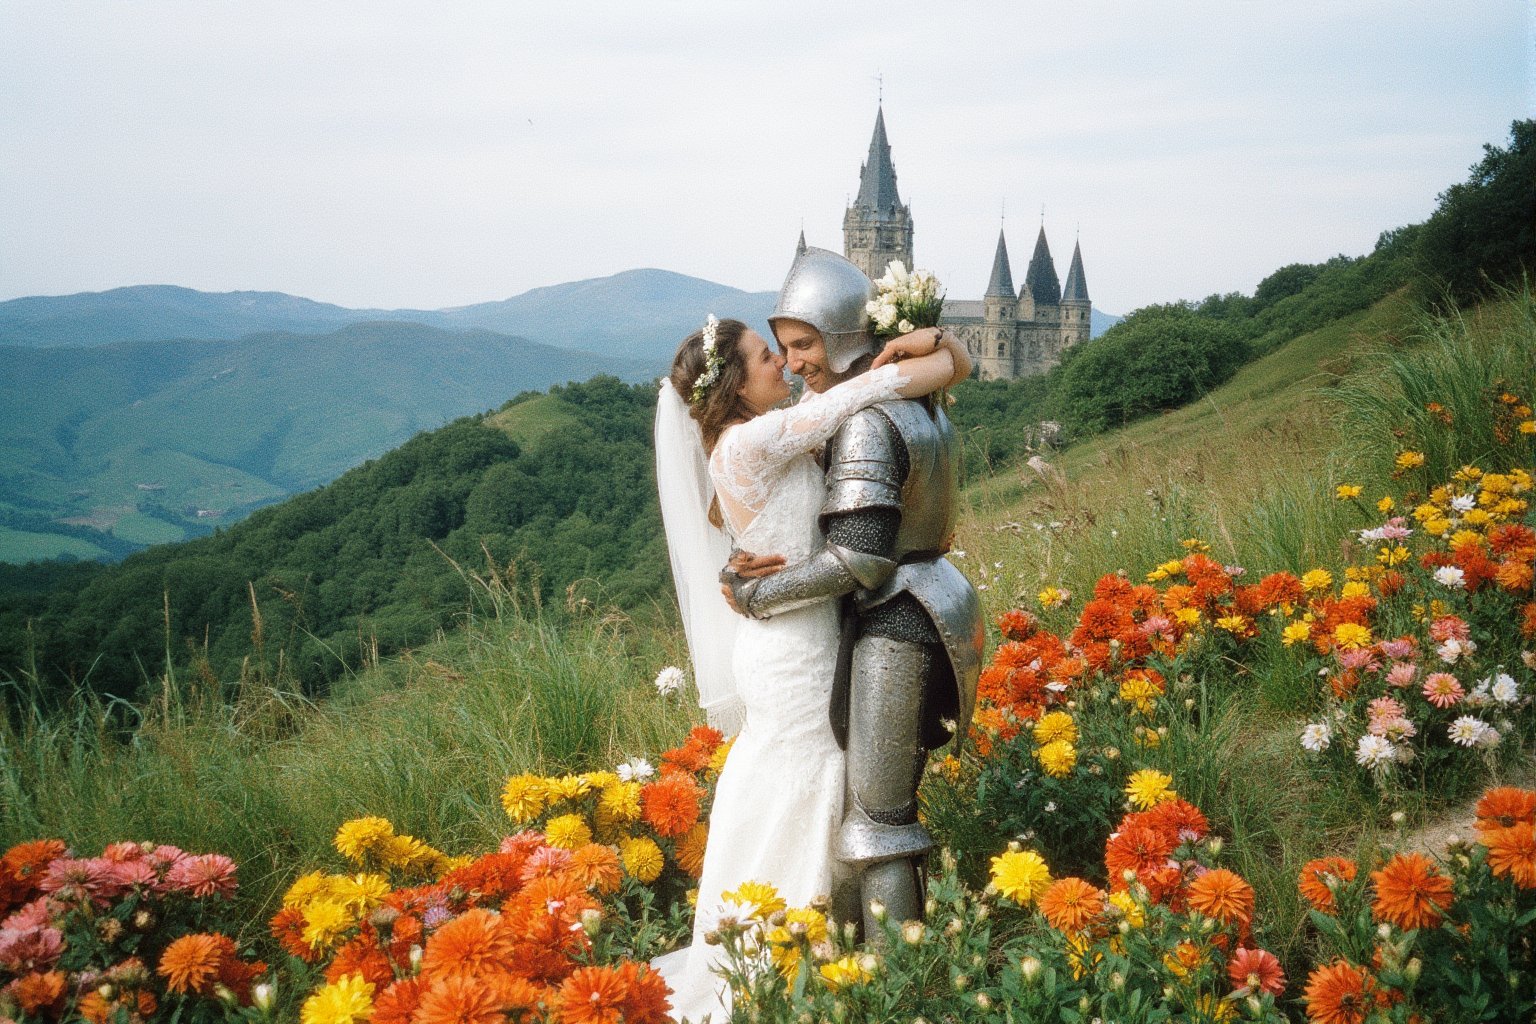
[[873, 327, 973, 386]]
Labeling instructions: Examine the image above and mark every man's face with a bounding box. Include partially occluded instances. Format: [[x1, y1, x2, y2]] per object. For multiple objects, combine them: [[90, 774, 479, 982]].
[[771, 319, 832, 393]]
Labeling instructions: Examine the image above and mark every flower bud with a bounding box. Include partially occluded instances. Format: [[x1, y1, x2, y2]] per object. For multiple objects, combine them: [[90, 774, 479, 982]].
[[869, 900, 887, 923], [1403, 958, 1421, 983], [1246, 995, 1262, 1016], [924, 897, 938, 916], [945, 917, 963, 937], [1208, 837, 1223, 856], [1110, 972, 1126, 993], [409, 945, 423, 970], [580, 907, 603, 937], [789, 920, 809, 939], [214, 984, 237, 1005], [253, 983, 275, 1013], [1122, 868, 1138, 883], [1199, 916, 1215, 934], [1020, 956, 1043, 984], [1079, 995, 1092, 1015], [975, 992, 993, 1010], [1391, 811, 1407, 826], [1117, 920, 1131, 936], [1184, 698, 1195, 710], [703, 929, 721, 945], [975, 905, 990, 923], [1377, 923, 1392, 940], [369, 905, 401, 930], [953, 973, 971, 991], [901, 921, 924, 945], [97, 985, 114, 1000]]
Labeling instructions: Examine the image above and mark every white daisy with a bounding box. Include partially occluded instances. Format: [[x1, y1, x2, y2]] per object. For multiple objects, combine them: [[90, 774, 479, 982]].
[[654, 665, 686, 696], [1354, 734, 1397, 768], [1300, 723, 1331, 753], [1433, 566, 1466, 589]]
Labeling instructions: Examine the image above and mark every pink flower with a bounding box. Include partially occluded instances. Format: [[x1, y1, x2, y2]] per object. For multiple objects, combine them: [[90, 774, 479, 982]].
[[165, 853, 238, 899], [1, 899, 52, 933], [1429, 615, 1470, 643], [1378, 517, 1412, 541], [0, 924, 65, 972], [1422, 672, 1465, 709], [517, 846, 572, 882], [1385, 662, 1418, 688], [1337, 649, 1380, 672], [1378, 638, 1417, 660], [500, 831, 547, 856], [107, 859, 158, 890], [1367, 696, 1406, 723], [99, 842, 147, 863], [38, 858, 116, 907]]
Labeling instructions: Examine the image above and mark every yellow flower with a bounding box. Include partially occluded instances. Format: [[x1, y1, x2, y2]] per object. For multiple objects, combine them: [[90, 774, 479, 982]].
[[1181, 538, 1211, 553], [1300, 568, 1333, 592], [380, 834, 439, 874], [989, 849, 1052, 905], [301, 899, 356, 951], [501, 773, 547, 823], [598, 782, 642, 822], [618, 836, 665, 884], [1335, 484, 1362, 500], [1453, 465, 1482, 483], [1424, 517, 1451, 537], [1449, 529, 1485, 550], [1189, 993, 1237, 1022], [709, 739, 734, 776], [1463, 508, 1492, 527], [1119, 676, 1161, 715], [283, 871, 331, 910], [1125, 769, 1176, 810], [1281, 621, 1312, 647], [545, 774, 590, 803], [766, 907, 829, 979], [1340, 581, 1371, 599], [1108, 890, 1145, 928], [1146, 559, 1184, 582], [1332, 623, 1372, 649], [1376, 545, 1410, 567], [1065, 931, 1101, 980], [1032, 711, 1078, 746], [1215, 614, 1249, 634], [1376, 496, 1395, 513], [1173, 607, 1202, 627], [1134, 725, 1163, 748], [329, 874, 390, 915], [721, 880, 786, 920], [544, 813, 594, 850], [333, 817, 395, 865], [1521, 420, 1536, 435], [300, 973, 374, 1024], [1038, 586, 1070, 610], [435, 854, 473, 876], [819, 955, 873, 991], [581, 771, 619, 790], [1394, 451, 1425, 472], [1036, 740, 1077, 778]]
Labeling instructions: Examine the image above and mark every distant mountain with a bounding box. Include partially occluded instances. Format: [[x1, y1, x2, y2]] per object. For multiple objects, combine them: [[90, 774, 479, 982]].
[[1091, 308, 1122, 338], [0, 322, 648, 563], [0, 272, 780, 365]]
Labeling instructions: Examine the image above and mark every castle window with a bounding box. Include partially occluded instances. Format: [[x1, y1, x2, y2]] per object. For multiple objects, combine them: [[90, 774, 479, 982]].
[[997, 344, 1005, 357]]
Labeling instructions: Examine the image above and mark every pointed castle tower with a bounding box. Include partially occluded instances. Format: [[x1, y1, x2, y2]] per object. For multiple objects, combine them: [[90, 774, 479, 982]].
[[1060, 239, 1091, 339], [842, 106, 914, 281]]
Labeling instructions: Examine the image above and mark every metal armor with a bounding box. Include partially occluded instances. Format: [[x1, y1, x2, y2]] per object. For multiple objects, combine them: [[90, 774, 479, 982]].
[[768, 246, 880, 374]]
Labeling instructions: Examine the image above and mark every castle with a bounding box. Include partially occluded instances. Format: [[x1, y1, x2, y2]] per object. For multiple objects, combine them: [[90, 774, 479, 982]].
[[837, 107, 1092, 381]]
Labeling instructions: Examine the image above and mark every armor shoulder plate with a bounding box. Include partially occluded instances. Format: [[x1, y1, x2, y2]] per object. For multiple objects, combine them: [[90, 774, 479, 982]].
[[822, 408, 903, 518]]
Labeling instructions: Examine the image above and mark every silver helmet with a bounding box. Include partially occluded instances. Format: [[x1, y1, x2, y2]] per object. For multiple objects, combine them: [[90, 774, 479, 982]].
[[769, 246, 878, 375]]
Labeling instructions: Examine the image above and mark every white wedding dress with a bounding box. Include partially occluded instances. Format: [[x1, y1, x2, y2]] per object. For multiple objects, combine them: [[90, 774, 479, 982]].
[[656, 364, 909, 1023]]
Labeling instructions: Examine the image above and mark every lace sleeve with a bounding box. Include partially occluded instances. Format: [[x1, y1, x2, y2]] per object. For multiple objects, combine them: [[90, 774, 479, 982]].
[[710, 362, 909, 514]]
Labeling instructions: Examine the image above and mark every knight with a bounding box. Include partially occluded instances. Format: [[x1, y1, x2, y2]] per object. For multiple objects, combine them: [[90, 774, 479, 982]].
[[722, 245, 984, 937]]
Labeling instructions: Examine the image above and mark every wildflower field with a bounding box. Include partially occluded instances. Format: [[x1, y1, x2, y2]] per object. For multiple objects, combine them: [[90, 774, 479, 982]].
[[2, 292, 1534, 1022]]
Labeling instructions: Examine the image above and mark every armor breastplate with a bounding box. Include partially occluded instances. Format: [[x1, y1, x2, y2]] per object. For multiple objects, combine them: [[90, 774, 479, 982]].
[[876, 399, 958, 558]]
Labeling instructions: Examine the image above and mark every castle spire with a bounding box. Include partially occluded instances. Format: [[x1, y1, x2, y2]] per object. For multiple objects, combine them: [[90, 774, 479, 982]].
[[1062, 239, 1090, 303], [1021, 225, 1061, 306], [985, 228, 1014, 298], [854, 106, 902, 215], [796, 228, 807, 255]]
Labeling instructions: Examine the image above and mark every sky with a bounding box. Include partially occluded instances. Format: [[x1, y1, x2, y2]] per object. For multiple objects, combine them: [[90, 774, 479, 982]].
[[1, 1, 1530, 317]]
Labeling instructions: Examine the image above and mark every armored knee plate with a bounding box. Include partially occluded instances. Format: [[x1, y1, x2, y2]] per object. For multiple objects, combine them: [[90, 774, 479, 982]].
[[835, 794, 934, 869]]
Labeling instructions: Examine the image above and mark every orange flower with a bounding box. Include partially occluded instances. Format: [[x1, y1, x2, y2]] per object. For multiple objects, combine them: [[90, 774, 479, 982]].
[[1370, 852, 1453, 930], [1038, 877, 1104, 933], [420, 908, 518, 981], [1298, 857, 1357, 914], [270, 905, 319, 962], [1, 840, 66, 886], [565, 844, 623, 895], [371, 977, 428, 1024], [1104, 825, 1175, 889], [554, 965, 628, 1024], [640, 775, 702, 838], [12, 970, 66, 1016], [327, 933, 396, 987], [1303, 960, 1378, 1024], [78, 990, 156, 1024], [1142, 798, 1209, 840], [1482, 824, 1536, 889], [612, 961, 671, 1024], [1228, 946, 1286, 996], [1474, 786, 1536, 833], [413, 975, 507, 1024], [158, 933, 237, 996], [1187, 868, 1255, 927], [674, 824, 709, 879]]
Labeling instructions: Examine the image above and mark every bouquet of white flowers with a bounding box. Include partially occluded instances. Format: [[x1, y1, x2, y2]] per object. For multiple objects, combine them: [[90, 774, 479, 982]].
[[866, 260, 945, 339]]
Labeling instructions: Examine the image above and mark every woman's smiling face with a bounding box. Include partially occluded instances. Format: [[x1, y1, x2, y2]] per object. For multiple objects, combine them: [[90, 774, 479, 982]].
[[735, 329, 790, 413]]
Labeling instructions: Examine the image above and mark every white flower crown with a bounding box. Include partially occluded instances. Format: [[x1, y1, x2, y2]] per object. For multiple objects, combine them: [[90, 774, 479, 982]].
[[689, 314, 724, 404]]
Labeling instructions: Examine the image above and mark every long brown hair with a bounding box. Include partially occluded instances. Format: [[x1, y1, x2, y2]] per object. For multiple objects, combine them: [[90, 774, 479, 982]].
[[669, 317, 754, 527]]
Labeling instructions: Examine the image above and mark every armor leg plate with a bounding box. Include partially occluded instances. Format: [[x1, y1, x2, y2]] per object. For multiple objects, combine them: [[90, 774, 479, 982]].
[[837, 636, 934, 937]]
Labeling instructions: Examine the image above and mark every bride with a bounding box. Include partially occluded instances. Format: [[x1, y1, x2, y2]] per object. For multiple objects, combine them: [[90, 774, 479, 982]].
[[652, 314, 970, 1021]]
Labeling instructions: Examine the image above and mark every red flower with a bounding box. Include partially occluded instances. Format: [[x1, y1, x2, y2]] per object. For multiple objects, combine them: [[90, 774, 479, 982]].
[[1228, 946, 1285, 996]]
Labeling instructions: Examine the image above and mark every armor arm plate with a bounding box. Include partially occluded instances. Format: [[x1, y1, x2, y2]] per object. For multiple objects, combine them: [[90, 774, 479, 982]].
[[727, 543, 867, 619], [821, 409, 905, 520]]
